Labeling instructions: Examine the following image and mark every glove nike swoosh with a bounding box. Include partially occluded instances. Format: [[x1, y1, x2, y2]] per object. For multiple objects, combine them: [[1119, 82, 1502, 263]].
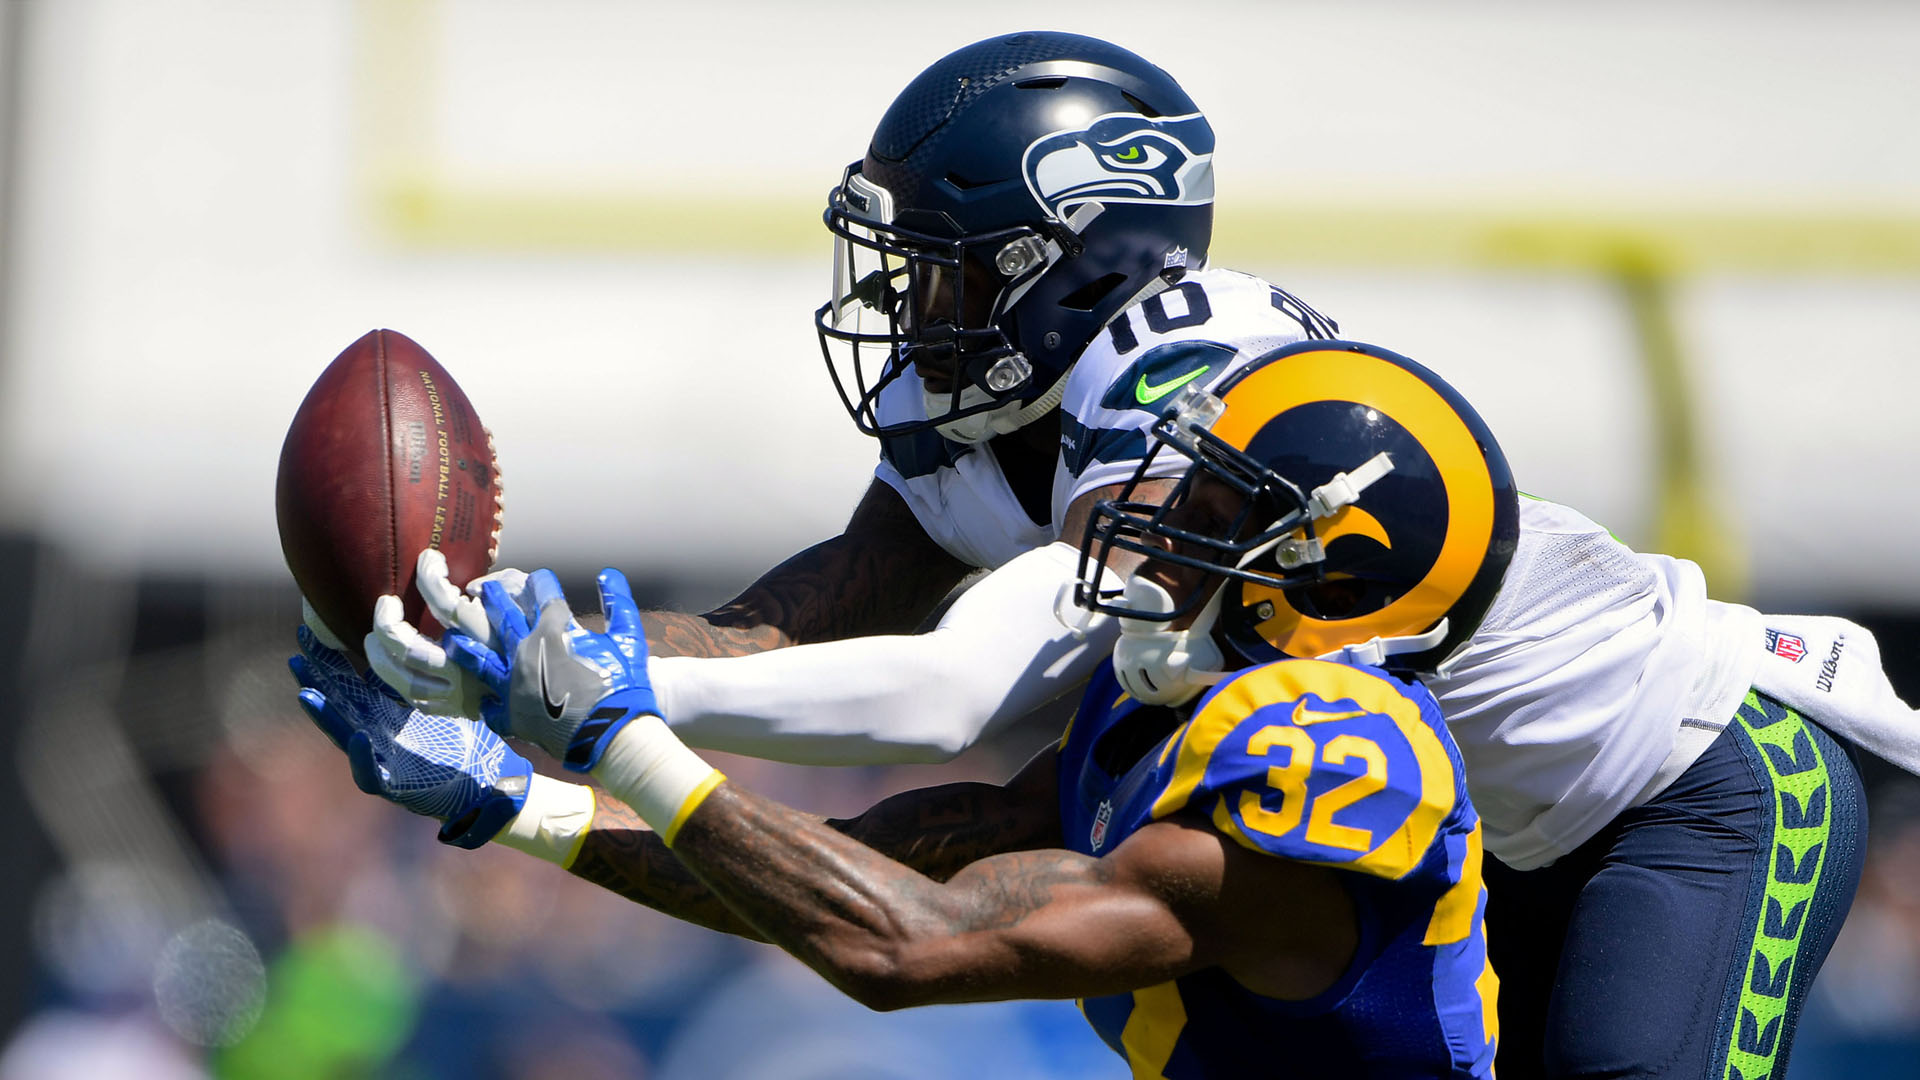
[[538, 639, 569, 720]]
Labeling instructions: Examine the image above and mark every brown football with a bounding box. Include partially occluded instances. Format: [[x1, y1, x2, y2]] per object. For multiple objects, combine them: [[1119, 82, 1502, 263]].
[[276, 329, 503, 652]]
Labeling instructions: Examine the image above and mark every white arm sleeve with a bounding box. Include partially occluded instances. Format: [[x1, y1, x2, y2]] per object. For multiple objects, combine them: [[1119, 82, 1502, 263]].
[[646, 542, 1118, 765]]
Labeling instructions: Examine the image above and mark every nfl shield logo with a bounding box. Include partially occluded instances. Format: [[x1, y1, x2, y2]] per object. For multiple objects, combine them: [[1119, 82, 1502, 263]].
[[1766, 629, 1808, 663], [1090, 800, 1113, 853]]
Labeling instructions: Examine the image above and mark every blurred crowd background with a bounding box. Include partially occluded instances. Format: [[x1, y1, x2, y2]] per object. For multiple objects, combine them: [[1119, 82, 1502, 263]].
[[2, 1, 1917, 1076]]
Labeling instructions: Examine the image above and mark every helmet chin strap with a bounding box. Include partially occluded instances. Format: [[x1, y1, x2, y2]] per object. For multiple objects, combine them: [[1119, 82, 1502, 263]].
[[1112, 576, 1229, 707], [1313, 619, 1450, 670], [931, 374, 1068, 444], [1108, 486, 1347, 706], [1114, 504, 1321, 706]]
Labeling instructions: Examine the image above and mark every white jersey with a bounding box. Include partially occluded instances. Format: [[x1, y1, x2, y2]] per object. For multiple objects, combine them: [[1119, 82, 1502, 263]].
[[870, 385, 1051, 570], [871, 266, 1767, 868], [874, 268, 1333, 565], [1425, 499, 1762, 868]]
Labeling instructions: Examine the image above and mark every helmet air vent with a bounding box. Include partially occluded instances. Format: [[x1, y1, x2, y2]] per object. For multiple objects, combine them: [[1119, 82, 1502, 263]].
[[1120, 91, 1160, 117], [1014, 76, 1068, 90], [1058, 272, 1128, 311], [944, 171, 997, 191]]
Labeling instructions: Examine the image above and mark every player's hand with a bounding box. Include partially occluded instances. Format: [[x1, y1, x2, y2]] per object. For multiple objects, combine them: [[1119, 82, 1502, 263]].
[[290, 624, 533, 848], [364, 548, 533, 720], [445, 568, 659, 772]]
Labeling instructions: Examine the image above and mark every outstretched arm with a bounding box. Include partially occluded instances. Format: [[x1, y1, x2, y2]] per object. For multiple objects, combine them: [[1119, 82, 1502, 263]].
[[643, 479, 971, 658], [447, 566, 1355, 1008], [644, 480, 1177, 765], [561, 750, 1063, 940], [367, 479, 968, 715], [664, 783, 1354, 1008], [385, 478, 1166, 766]]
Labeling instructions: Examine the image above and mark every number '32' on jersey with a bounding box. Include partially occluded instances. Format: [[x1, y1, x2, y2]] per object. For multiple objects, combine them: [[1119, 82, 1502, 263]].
[[1056, 657, 1498, 1079]]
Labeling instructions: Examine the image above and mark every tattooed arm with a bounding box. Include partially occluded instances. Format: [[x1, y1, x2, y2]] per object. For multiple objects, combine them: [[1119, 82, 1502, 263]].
[[640, 480, 970, 658], [635, 482, 1171, 765], [663, 781, 1357, 1009], [563, 749, 1064, 941], [570, 741, 1355, 1009]]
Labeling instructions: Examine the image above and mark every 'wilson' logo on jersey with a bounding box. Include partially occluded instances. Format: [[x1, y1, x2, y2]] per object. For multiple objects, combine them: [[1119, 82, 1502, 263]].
[[1817, 637, 1845, 692], [1022, 112, 1214, 220]]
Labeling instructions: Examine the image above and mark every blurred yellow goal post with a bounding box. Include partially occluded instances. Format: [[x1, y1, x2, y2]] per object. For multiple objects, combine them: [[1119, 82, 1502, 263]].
[[354, 0, 1920, 602]]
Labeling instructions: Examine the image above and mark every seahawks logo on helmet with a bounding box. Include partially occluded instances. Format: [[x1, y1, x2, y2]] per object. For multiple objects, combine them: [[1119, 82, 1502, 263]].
[[1021, 112, 1215, 221]]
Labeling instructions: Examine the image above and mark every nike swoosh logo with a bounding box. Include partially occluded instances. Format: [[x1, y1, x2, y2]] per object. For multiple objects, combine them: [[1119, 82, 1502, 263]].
[[1291, 699, 1370, 726], [538, 640, 568, 720], [1135, 365, 1210, 405]]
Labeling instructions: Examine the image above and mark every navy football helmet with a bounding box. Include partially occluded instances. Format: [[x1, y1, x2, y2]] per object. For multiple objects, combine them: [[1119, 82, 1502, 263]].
[[816, 31, 1215, 443], [1075, 341, 1519, 703]]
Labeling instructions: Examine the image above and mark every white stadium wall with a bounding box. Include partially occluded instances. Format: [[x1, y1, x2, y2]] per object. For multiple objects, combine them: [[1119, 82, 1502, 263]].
[[0, 0, 1916, 606]]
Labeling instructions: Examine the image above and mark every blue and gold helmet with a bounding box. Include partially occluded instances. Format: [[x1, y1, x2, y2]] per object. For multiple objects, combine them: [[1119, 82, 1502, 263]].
[[1077, 341, 1519, 679], [816, 31, 1214, 443]]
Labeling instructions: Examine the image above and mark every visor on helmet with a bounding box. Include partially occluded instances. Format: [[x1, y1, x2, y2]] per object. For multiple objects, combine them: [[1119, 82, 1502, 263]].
[[816, 164, 1061, 440]]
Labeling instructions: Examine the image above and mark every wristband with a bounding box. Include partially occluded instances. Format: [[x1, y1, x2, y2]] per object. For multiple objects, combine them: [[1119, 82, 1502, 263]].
[[590, 715, 725, 847], [494, 774, 598, 867]]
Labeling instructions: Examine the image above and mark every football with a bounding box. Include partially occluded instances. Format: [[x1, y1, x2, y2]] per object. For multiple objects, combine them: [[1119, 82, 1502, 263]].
[[276, 329, 503, 652]]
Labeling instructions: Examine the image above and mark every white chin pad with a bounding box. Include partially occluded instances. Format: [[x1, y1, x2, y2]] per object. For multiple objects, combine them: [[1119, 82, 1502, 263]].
[[1117, 575, 1178, 628], [1112, 575, 1226, 707]]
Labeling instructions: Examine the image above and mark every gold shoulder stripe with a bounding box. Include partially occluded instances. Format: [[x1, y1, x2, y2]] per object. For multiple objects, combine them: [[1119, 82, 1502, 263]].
[[1424, 820, 1485, 945], [1119, 980, 1187, 1079]]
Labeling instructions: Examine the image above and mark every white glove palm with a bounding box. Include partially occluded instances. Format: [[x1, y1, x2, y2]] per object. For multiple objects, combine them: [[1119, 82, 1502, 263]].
[[364, 548, 534, 719]]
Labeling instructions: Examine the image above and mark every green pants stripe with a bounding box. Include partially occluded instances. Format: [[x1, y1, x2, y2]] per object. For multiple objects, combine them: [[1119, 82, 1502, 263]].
[[1720, 691, 1862, 1080]]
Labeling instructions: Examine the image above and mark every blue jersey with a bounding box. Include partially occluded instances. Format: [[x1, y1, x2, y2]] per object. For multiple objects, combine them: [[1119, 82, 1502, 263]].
[[1056, 657, 1498, 1079]]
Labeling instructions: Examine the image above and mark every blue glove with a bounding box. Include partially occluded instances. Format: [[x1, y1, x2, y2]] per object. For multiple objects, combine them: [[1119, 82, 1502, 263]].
[[446, 568, 658, 772], [289, 625, 533, 849]]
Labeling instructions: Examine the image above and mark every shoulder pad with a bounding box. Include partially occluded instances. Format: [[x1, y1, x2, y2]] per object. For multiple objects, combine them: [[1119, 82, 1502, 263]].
[[1057, 269, 1336, 497], [1148, 659, 1457, 879], [1096, 340, 1239, 414]]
